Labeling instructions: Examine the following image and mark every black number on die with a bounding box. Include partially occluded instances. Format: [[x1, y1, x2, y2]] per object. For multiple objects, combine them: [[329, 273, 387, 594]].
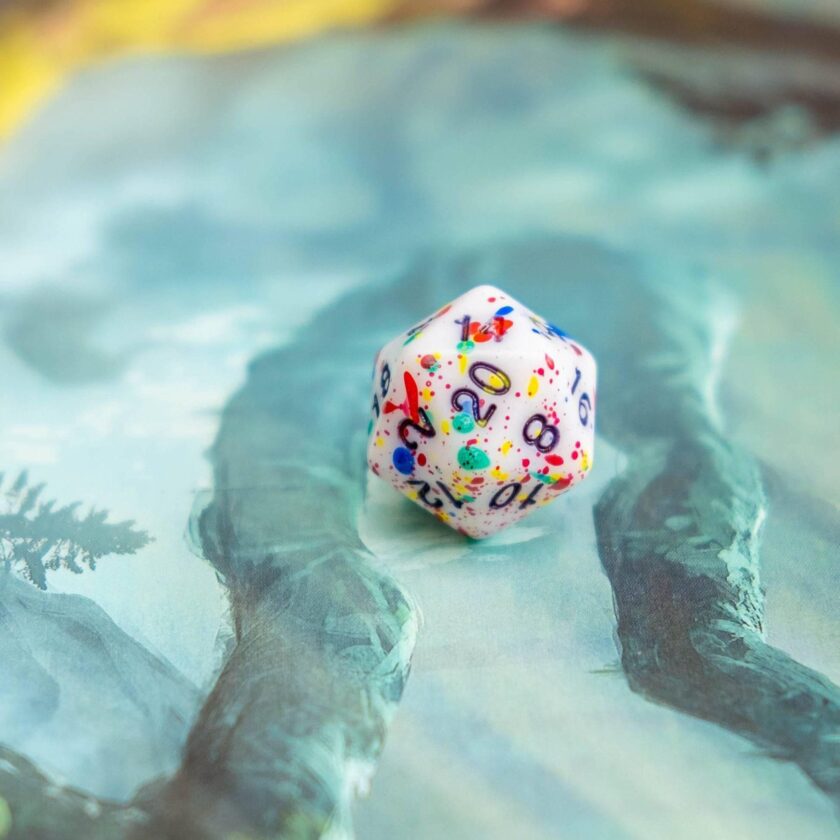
[[468, 361, 511, 395], [490, 482, 543, 510], [523, 414, 560, 453], [398, 408, 436, 450], [451, 388, 497, 427], [448, 361, 511, 429], [407, 480, 465, 510], [455, 314, 471, 342], [380, 362, 391, 399], [578, 393, 592, 427]]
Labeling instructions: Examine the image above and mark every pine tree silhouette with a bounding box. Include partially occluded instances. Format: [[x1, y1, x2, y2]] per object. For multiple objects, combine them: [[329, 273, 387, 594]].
[[0, 470, 152, 589]]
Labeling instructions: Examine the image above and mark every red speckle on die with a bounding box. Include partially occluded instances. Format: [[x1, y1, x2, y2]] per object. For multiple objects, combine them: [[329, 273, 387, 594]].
[[545, 454, 564, 466], [522, 458, 530, 467], [384, 371, 420, 422], [571, 451, 579, 460], [417, 453, 427, 466]]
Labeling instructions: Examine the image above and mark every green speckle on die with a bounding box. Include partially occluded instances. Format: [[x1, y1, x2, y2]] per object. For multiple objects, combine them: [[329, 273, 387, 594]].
[[452, 412, 475, 433], [457, 446, 490, 471]]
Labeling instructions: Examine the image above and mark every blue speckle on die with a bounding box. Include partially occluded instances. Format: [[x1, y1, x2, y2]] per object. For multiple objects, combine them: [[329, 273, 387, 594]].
[[495, 305, 514, 316], [393, 446, 415, 475]]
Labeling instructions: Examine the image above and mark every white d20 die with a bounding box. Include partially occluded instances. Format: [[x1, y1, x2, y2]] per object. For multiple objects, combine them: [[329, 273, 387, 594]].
[[366, 284, 596, 538]]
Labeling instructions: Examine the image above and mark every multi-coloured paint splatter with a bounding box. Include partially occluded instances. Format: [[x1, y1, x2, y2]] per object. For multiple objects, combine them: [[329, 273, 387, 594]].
[[366, 285, 596, 538]]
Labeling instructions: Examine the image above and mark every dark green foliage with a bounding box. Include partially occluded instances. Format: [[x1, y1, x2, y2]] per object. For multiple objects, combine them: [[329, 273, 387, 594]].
[[0, 470, 152, 590]]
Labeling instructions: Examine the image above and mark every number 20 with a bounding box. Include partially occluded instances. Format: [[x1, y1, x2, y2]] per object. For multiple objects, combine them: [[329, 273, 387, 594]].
[[450, 361, 511, 423]]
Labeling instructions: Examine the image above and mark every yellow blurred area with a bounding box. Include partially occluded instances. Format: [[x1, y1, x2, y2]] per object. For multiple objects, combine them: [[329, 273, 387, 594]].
[[0, 0, 403, 141]]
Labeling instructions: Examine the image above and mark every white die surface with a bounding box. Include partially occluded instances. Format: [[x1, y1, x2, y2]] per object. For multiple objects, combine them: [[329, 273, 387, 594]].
[[366, 285, 596, 538]]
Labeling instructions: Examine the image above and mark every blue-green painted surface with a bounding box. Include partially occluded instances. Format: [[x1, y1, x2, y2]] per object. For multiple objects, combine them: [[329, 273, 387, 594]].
[[0, 22, 838, 840]]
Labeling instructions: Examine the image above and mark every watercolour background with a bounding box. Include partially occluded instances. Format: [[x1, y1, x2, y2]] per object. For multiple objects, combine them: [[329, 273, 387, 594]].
[[0, 10, 839, 840]]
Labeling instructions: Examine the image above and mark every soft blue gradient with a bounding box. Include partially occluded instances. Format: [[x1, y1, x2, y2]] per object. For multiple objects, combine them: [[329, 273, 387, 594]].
[[0, 21, 837, 837]]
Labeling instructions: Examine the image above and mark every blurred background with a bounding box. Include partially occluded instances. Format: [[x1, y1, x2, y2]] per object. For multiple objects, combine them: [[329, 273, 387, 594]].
[[0, 2, 838, 839], [3, 0, 840, 152]]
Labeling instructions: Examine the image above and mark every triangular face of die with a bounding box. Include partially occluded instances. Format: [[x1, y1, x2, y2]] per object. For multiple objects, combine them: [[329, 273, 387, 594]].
[[367, 284, 597, 538]]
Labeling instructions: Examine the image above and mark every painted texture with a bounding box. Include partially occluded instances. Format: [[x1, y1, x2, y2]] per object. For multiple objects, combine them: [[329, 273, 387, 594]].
[[0, 0, 399, 140], [366, 284, 597, 537], [0, 18, 839, 840], [137, 336, 419, 837], [3, 0, 840, 144]]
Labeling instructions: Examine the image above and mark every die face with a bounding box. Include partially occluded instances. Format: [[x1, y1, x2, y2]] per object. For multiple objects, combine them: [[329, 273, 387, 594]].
[[366, 285, 596, 538]]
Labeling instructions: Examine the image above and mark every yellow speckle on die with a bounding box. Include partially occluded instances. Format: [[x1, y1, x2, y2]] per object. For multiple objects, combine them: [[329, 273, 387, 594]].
[[487, 372, 506, 391], [491, 465, 508, 481], [441, 419, 451, 434], [422, 387, 432, 401], [375, 436, 385, 447], [451, 471, 469, 493], [500, 440, 513, 454], [458, 354, 468, 375], [527, 375, 539, 397], [581, 450, 591, 471]]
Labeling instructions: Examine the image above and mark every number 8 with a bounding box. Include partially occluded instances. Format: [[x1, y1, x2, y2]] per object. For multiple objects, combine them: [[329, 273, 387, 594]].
[[523, 414, 559, 453]]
